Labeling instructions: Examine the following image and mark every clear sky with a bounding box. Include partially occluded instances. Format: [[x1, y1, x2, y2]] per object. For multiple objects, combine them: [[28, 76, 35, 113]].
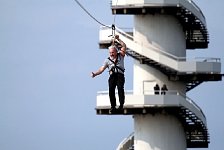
[[0, 0, 223, 150]]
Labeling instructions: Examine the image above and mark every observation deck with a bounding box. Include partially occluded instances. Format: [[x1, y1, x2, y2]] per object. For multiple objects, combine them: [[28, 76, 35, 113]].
[[110, 0, 208, 49], [96, 90, 209, 148]]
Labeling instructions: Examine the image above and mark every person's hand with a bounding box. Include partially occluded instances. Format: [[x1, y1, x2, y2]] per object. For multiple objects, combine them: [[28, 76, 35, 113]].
[[91, 72, 96, 78], [115, 35, 119, 40]]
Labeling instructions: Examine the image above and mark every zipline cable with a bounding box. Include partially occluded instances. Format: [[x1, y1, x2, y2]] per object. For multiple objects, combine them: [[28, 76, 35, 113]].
[[74, 0, 111, 28], [74, 0, 121, 45]]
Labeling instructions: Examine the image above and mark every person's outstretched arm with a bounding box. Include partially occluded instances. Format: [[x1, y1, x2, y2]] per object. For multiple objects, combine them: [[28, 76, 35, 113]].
[[91, 65, 107, 78]]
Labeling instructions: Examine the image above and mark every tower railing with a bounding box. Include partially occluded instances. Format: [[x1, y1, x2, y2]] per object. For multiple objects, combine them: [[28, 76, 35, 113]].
[[110, 0, 206, 25], [117, 26, 221, 62], [179, 92, 206, 119], [114, 25, 186, 61], [97, 89, 206, 120], [101, 26, 220, 63], [187, 0, 205, 19], [116, 132, 134, 150], [142, 80, 206, 119]]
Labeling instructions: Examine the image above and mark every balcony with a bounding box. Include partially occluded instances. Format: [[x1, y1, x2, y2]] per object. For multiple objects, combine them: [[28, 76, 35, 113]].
[[96, 90, 209, 148], [110, 0, 208, 49]]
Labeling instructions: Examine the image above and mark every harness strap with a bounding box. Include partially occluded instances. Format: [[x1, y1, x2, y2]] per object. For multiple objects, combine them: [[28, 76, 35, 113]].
[[108, 54, 125, 74]]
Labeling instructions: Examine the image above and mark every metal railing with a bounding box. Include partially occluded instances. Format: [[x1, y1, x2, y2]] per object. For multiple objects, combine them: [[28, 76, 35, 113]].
[[115, 26, 187, 62], [194, 57, 221, 62], [97, 89, 206, 120], [116, 132, 134, 150], [97, 90, 133, 95], [187, 0, 205, 19], [100, 26, 220, 64], [110, 0, 206, 22], [179, 92, 206, 119]]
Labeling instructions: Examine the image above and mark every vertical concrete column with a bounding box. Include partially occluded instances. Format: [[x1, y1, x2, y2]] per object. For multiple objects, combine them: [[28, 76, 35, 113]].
[[134, 15, 186, 57], [133, 14, 187, 149], [134, 114, 186, 150], [133, 14, 186, 95]]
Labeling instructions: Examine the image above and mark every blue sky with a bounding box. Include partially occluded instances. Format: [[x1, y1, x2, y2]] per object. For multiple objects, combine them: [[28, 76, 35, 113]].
[[0, 0, 223, 150]]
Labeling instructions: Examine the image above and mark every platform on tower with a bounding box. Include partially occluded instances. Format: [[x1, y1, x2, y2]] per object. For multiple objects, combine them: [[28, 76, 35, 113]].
[[96, 90, 204, 119], [110, 0, 208, 49], [96, 90, 209, 148]]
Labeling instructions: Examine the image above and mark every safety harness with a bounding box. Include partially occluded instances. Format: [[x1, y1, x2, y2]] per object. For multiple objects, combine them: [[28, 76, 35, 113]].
[[108, 53, 125, 75]]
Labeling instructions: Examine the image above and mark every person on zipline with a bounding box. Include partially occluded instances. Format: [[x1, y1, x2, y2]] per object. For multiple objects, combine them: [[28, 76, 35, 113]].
[[91, 35, 126, 113]]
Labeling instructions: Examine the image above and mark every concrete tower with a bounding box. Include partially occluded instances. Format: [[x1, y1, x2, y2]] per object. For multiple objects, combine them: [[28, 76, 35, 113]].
[[96, 0, 223, 150]]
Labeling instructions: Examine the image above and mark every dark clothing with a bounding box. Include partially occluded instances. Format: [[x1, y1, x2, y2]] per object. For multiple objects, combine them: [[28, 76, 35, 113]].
[[154, 84, 160, 95], [161, 91, 166, 95], [161, 85, 168, 95], [108, 72, 125, 108], [105, 53, 125, 109]]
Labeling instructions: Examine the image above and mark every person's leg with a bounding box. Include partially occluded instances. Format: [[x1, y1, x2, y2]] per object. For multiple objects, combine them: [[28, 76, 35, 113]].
[[117, 73, 125, 109], [108, 74, 117, 109]]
